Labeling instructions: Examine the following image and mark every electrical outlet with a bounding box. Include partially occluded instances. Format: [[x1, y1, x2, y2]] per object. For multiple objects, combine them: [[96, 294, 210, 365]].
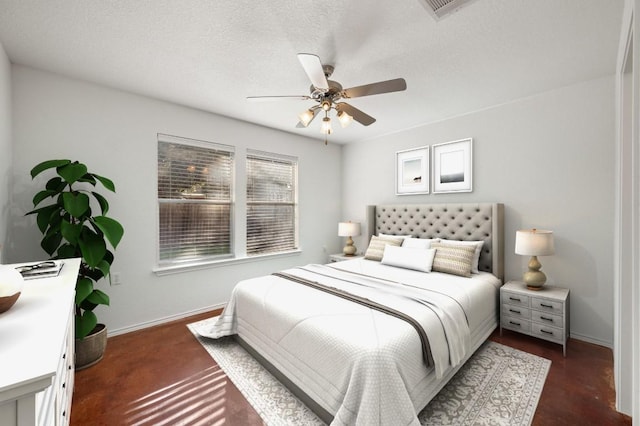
[[111, 272, 122, 286]]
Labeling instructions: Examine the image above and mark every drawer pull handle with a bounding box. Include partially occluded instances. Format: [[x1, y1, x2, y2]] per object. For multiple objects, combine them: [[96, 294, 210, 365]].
[[509, 321, 521, 326], [509, 309, 521, 314], [541, 316, 554, 322], [62, 353, 66, 359], [540, 303, 553, 308], [62, 382, 66, 389], [541, 329, 554, 335], [509, 297, 521, 302]]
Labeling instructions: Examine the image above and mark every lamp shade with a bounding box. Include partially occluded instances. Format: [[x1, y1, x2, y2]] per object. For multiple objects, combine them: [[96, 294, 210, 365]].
[[298, 109, 314, 127], [515, 229, 555, 256], [338, 110, 353, 128], [338, 222, 361, 237]]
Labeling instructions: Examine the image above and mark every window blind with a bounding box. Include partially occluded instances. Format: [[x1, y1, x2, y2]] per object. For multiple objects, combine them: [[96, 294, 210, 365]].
[[246, 150, 298, 256], [158, 135, 234, 263]]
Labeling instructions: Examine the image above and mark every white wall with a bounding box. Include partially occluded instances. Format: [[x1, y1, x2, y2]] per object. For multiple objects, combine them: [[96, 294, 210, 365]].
[[8, 65, 343, 333], [0, 41, 11, 264], [343, 76, 616, 346]]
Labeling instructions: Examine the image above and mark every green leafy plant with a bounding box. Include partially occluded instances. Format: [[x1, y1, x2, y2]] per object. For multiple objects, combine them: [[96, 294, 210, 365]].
[[27, 159, 124, 339]]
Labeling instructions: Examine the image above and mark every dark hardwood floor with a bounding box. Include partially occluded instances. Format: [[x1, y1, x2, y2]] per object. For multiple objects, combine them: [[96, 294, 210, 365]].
[[71, 310, 632, 426]]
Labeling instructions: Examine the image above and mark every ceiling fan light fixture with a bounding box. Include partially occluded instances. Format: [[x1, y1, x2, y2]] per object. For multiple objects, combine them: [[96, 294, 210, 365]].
[[321, 116, 332, 135], [298, 109, 315, 127], [248, 53, 406, 140], [337, 110, 353, 128]]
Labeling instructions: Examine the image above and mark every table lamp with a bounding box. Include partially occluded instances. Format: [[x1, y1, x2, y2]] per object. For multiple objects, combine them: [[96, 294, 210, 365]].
[[338, 221, 361, 256], [515, 229, 555, 290]]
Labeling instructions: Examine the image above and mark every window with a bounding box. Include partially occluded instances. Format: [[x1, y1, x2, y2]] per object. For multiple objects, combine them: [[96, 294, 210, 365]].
[[157, 134, 234, 264], [246, 150, 298, 256]]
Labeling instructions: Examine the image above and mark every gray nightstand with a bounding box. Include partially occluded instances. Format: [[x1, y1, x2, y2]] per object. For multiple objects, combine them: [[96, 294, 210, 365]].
[[500, 280, 570, 356], [328, 253, 363, 263]]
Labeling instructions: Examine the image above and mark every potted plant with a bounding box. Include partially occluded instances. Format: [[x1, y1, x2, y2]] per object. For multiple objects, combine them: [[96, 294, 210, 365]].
[[27, 159, 124, 369]]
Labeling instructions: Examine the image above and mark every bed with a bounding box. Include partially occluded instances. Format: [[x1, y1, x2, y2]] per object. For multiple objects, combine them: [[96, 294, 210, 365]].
[[196, 203, 504, 425]]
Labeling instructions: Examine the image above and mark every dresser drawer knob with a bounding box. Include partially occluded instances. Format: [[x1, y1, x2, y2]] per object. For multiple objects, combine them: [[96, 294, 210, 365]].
[[509, 308, 521, 314], [509, 320, 521, 326], [540, 303, 553, 308]]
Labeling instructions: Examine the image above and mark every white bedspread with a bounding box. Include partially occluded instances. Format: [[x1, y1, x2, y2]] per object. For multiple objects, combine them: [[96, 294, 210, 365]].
[[196, 259, 501, 426]]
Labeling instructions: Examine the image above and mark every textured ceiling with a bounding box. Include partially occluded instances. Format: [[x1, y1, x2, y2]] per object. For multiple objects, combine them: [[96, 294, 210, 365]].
[[0, 0, 624, 144]]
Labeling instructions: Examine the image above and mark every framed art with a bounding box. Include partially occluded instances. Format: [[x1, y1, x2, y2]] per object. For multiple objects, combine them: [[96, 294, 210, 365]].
[[432, 138, 473, 194], [396, 146, 429, 195]]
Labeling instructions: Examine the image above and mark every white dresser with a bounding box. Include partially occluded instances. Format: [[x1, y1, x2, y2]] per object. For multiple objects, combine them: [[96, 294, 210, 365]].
[[500, 280, 570, 356], [0, 258, 80, 426]]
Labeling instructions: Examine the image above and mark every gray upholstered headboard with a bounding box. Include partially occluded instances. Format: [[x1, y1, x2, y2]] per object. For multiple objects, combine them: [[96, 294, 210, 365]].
[[366, 203, 504, 281]]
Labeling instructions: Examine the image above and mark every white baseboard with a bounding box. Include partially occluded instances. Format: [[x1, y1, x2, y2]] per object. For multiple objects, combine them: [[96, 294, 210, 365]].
[[570, 332, 612, 349], [107, 303, 225, 337]]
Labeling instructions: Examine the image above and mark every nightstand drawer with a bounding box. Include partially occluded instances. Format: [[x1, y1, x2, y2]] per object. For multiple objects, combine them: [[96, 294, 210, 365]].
[[531, 310, 563, 327], [501, 292, 530, 308], [531, 297, 563, 313], [501, 315, 531, 333], [501, 305, 531, 319], [531, 323, 564, 343]]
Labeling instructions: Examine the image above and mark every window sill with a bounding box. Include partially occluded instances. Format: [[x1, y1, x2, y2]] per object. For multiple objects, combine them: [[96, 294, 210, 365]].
[[152, 249, 302, 276]]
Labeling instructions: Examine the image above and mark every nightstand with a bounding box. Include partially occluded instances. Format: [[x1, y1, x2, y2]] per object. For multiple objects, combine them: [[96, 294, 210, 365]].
[[500, 281, 570, 356], [328, 253, 363, 263]]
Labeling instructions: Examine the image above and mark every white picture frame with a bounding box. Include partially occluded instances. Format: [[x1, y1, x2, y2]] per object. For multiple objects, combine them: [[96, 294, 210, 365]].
[[396, 146, 429, 195], [432, 138, 473, 194]]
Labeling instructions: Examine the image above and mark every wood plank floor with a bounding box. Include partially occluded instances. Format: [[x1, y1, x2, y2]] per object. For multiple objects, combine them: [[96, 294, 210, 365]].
[[71, 310, 632, 425]]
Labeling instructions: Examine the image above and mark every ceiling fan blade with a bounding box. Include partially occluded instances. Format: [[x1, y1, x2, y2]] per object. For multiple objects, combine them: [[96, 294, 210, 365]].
[[342, 78, 407, 99], [297, 53, 329, 92], [335, 102, 376, 126], [247, 95, 311, 102]]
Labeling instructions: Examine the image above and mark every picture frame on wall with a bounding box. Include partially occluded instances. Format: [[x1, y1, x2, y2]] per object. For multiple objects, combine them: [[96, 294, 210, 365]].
[[396, 146, 429, 195], [432, 138, 473, 194]]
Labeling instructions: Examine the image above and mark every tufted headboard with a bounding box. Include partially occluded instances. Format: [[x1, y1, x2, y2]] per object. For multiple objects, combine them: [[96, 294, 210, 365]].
[[366, 203, 504, 281]]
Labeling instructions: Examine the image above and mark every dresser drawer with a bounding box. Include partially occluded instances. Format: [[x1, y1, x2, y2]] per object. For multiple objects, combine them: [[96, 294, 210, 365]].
[[531, 296, 563, 313], [501, 292, 530, 308], [531, 323, 564, 343], [501, 315, 531, 333], [531, 310, 563, 327], [501, 305, 531, 319]]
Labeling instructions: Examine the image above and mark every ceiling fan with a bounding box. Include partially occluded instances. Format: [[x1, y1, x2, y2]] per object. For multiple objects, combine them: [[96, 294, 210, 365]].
[[247, 53, 407, 141]]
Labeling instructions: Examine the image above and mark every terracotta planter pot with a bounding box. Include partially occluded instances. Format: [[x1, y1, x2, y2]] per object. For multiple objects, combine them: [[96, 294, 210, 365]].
[[75, 323, 107, 370]]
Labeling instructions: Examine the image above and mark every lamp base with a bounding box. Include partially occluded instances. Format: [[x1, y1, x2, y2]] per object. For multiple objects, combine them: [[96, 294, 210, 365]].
[[343, 236, 357, 256], [523, 255, 547, 290]]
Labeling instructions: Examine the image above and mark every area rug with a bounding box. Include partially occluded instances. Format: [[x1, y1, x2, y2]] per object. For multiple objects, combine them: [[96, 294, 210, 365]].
[[188, 318, 550, 426]]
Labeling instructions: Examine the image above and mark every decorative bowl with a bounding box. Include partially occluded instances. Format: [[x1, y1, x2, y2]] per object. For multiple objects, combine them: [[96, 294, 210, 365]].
[[0, 265, 24, 314], [0, 292, 21, 314]]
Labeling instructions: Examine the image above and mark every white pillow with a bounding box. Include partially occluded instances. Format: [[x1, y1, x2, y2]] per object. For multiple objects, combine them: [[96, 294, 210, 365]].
[[381, 246, 436, 273], [438, 239, 484, 274], [402, 238, 439, 249], [379, 233, 412, 240]]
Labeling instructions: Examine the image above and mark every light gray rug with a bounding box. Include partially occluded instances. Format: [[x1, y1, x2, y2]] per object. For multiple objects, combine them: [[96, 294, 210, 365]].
[[188, 319, 550, 426]]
